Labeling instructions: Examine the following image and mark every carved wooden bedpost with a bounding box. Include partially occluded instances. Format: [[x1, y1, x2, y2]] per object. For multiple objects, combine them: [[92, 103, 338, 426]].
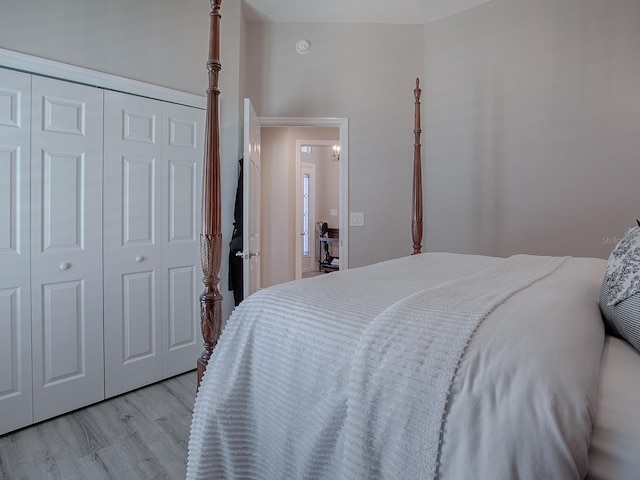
[[197, 0, 223, 389], [412, 78, 423, 254]]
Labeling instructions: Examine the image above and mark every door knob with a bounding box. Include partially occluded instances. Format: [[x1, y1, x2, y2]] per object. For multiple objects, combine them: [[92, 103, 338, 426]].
[[235, 251, 260, 259], [59, 262, 71, 271]]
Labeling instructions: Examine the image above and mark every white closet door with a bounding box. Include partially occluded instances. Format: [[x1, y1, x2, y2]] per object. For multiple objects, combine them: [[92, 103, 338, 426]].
[[0, 68, 33, 435], [104, 91, 163, 397], [30, 76, 104, 422], [161, 102, 204, 377]]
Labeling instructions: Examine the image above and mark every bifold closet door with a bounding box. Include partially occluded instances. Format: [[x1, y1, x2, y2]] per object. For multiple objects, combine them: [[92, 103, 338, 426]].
[[0, 68, 33, 435], [104, 92, 204, 394], [104, 91, 163, 398], [160, 102, 204, 378], [30, 76, 104, 423]]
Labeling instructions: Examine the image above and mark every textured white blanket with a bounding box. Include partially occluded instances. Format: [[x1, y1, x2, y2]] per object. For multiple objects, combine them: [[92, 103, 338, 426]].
[[338, 255, 567, 479], [187, 254, 587, 480]]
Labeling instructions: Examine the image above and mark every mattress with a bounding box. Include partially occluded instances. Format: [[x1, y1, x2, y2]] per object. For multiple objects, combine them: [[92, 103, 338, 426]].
[[587, 336, 640, 479]]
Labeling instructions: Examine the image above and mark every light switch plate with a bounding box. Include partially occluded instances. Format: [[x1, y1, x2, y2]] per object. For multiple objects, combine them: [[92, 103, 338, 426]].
[[330, 209, 338, 216], [350, 212, 364, 226]]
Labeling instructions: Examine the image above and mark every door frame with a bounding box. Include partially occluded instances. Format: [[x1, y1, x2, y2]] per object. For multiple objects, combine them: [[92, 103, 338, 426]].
[[296, 141, 337, 279], [300, 160, 317, 276], [259, 116, 349, 274]]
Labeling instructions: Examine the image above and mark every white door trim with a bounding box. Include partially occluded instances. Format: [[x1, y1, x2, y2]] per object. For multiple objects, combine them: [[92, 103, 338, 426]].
[[0, 47, 205, 109], [299, 161, 316, 276], [260, 116, 349, 270]]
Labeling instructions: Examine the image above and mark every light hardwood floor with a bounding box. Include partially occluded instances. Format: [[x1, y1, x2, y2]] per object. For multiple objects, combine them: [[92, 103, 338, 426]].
[[0, 371, 197, 480], [302, 270, 324, 279]]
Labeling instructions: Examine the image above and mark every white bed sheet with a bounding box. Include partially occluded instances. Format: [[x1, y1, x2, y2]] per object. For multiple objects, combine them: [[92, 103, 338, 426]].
[[438, 256, 606, 480], [587, 336, 640, 480]]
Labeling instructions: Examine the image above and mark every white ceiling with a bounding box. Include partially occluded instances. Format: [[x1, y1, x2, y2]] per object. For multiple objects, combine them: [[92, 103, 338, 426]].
[[242, 0, 493, 25]]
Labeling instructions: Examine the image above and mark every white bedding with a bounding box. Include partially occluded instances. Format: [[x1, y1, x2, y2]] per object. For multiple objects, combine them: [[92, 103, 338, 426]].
[[187, 253, 607, 479], [439, 255, 606, 479], [587, 336, 640, 479]]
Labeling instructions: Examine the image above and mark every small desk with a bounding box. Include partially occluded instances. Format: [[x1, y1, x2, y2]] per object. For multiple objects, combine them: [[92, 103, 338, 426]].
[[319, 228, 339, 272]]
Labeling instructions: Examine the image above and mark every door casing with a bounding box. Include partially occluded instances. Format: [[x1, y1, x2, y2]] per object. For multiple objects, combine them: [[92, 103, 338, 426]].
[[259, 116, 349, 279]]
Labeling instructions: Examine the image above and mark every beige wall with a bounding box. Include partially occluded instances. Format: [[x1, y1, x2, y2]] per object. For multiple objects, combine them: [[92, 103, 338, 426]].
[[3, 0, 640, 312], [0, 0, 247, 322], [422, 0, 640, 259], [246, 22, 426, 267], [245, 1, 640, 263], [0, 0, 209, 95], [313, 146, 341, 230]]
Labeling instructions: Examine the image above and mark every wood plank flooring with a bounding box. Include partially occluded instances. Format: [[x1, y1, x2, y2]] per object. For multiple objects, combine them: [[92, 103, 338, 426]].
[[0, 371, 197, 480]]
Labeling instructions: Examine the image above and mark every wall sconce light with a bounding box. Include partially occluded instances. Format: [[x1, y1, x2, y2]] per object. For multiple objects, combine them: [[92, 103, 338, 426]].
[[332, 145, 341, 161]]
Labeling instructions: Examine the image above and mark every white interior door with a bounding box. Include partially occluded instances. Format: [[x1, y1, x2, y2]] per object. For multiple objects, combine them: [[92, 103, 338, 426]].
[[160, 101, 204, 378], [30, 75, 104, 422], [103, 91, 163, 398], [0, 68, 33, 435], [243, 98, 261, 297]]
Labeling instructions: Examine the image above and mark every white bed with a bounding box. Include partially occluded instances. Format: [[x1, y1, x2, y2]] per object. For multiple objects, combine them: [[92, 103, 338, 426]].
[[190, 3, 640, 478], [587, 336, 640, 479], [187, 252, 640, 479]]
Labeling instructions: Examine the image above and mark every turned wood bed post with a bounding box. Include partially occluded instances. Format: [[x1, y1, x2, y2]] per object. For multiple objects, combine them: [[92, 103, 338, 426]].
[[197, 0, 223, 388], [412, 78, 423, 254]]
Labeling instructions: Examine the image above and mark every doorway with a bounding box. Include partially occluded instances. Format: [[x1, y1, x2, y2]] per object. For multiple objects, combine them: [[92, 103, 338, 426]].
[[258, 117, 348, 288], [297, 141, 341, 279]]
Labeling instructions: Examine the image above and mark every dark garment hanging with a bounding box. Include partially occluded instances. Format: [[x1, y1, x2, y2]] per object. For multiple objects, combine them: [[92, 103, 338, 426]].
[[228, 159, 243, 306]]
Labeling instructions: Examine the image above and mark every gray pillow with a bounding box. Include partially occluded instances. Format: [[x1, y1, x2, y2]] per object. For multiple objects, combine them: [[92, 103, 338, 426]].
[[600, 281, 640, 352], [600, 226, 640, 353]]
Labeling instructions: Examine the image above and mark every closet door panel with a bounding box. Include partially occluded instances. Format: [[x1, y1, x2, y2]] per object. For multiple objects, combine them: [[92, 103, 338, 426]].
[[0, 69, 32, 435], [161, 102, 204, 377], [30, 76, 104, 422], [104, 91, 163, 398]]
